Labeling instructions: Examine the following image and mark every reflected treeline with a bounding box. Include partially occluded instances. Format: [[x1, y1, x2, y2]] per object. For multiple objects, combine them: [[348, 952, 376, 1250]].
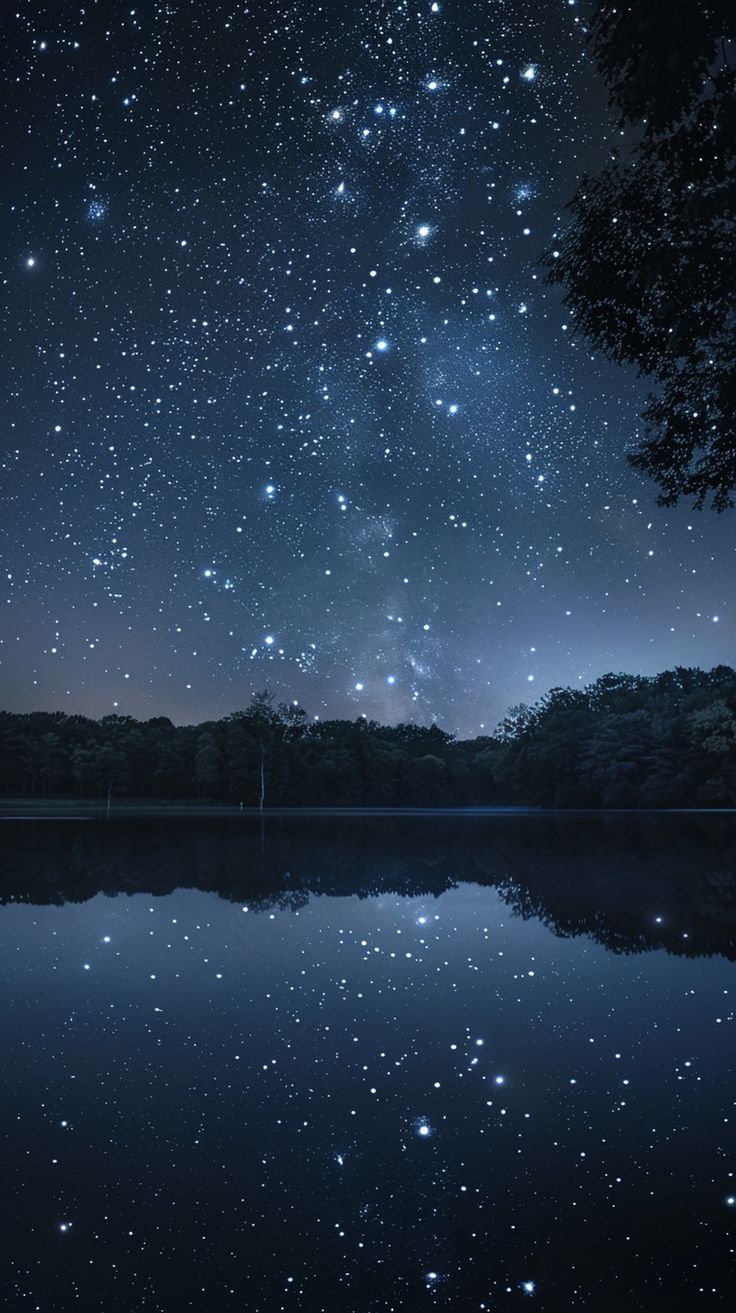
[[3, 813, 736, 961]]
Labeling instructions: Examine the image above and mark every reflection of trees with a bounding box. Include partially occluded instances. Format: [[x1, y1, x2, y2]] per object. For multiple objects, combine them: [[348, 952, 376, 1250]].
[[3, 815, 736, 961]]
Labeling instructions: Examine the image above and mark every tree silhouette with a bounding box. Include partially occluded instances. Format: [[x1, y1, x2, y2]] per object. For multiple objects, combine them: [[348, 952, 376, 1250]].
[[194, 731, 222, 800], [547, 1, 735, 509], [1, 669, 736, 808]]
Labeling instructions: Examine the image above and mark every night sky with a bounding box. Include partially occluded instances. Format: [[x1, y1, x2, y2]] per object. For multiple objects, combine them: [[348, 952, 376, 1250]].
[[4, 0, 734, 737]]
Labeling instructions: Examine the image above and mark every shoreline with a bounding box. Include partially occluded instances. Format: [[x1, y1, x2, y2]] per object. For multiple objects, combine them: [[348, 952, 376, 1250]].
[[2, 798, 736, 820]]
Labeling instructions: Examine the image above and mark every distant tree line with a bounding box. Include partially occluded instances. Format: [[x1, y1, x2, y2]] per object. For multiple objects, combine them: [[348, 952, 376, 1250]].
[[1, 667, 735, 808]]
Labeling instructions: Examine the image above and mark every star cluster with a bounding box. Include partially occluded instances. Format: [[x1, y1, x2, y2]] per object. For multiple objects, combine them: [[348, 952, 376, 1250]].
[[3, 0, 733, 733]]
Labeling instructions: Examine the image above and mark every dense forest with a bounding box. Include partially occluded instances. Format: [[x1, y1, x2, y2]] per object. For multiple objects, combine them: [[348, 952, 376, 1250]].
[[1, 665, 736, 808]]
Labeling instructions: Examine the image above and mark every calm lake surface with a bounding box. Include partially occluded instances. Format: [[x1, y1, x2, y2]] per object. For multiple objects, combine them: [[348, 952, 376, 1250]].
[[1, 813, 734, 1311]]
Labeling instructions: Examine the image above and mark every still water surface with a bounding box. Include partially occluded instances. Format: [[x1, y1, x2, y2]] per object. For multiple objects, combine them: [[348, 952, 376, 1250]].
[[1, 814, 734, 1310]]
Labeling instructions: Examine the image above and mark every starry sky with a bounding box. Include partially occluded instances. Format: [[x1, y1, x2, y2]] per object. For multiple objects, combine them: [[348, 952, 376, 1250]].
[[3, 0, 734, 737]]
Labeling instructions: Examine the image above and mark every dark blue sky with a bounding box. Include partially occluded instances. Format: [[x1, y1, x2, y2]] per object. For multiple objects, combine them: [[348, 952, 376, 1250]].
[[3, 0, 733, 735]]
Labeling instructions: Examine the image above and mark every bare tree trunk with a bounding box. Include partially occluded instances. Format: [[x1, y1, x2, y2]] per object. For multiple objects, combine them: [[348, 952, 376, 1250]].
[[259, 747, 265, 812], [107, 784, 112, 820]]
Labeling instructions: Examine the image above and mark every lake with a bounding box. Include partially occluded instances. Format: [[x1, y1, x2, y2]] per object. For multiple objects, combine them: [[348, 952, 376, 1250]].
[[1, 813, 734, 1310]]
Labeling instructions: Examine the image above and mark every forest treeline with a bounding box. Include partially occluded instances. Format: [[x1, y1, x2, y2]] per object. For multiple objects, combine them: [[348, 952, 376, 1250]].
[[2, 665, 736, 808]]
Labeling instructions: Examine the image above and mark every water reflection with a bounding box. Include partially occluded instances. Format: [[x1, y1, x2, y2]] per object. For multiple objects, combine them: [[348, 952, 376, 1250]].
[[3, 812, 736, 960], [1, 815, 734, 1310]]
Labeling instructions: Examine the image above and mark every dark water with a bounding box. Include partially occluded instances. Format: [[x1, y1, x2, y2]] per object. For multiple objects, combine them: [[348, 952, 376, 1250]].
[[1, 814, 735, 1311]]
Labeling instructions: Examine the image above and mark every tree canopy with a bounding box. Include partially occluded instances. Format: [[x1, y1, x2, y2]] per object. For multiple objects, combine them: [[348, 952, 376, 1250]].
[[547, 1, 735, 509], [2, 665, 736, 808]]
